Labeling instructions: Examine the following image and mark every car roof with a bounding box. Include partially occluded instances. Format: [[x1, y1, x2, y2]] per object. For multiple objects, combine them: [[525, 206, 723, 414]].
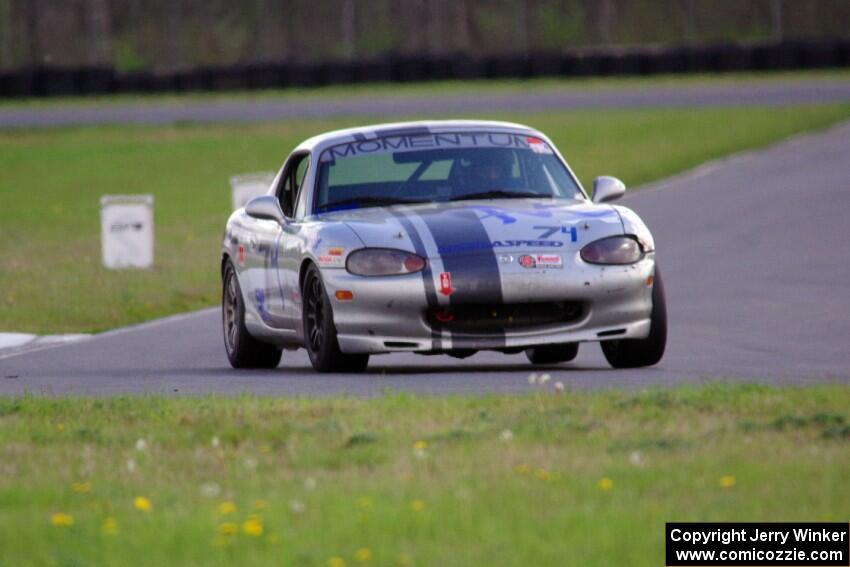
[[295, 119, 544, 155]]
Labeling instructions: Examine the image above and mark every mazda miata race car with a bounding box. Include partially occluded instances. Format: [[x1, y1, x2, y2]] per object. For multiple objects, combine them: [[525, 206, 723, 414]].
[[221, 120, 666, 373]]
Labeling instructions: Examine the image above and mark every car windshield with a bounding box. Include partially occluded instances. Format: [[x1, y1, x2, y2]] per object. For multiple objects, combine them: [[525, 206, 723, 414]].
[[314, 131, 583, 213]]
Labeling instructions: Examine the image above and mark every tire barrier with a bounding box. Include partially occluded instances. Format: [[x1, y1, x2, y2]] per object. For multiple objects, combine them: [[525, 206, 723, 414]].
[[2, 39, 849, 99]]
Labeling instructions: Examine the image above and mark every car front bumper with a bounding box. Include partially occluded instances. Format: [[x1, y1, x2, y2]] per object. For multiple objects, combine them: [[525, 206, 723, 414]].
[[321, 253, 657, 354]]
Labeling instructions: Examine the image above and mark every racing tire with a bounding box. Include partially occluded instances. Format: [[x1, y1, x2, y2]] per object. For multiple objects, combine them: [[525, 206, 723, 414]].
[[601, 267, 667, 368], [222, 261, 282, 369], [302, 264, 370, 373], [525, 343, 579, 365]]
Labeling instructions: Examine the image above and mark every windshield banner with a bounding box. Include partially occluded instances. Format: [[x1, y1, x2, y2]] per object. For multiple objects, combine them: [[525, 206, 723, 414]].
[[321, 132, 553, 161]]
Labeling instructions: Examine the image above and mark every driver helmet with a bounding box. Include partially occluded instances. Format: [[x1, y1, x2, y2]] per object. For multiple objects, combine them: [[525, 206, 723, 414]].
[[457, 150, 514, 189]]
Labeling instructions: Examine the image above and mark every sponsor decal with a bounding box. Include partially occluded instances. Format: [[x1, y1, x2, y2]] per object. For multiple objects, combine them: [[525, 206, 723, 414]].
[[535, 254, 563, 268], [317, 247, 346, 266], [317, 255, 344, 266], [527, 136, 554, 154], [498, 254, 515, 264], [518, 254, 563, 269], [237, 244, 245, 266], [493, 239, 563, 248], [321, 132, 548, 161], [439, 272, 455, 296], [518, 255, 536, 268]]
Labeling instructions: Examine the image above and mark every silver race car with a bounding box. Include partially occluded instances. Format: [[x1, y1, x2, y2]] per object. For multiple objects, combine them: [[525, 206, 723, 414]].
[[221, 120, 666, 372]]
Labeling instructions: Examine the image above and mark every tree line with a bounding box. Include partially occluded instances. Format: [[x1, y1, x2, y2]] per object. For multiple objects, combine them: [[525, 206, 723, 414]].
[[1, 0, 848, 71]]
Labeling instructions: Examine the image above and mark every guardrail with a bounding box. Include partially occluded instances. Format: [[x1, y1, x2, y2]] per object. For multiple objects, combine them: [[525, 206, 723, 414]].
[[2, 39, 849, 98]]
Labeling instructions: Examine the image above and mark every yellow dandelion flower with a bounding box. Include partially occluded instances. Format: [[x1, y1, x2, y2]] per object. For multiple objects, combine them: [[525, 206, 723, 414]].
[[514, 463, 530, 475], [354, 548, 372, 563], [534, 468, 551, 481], [597, 477, 614, 491], [133, 496, 152, 511], [356, 496, 372, 510], [71, 481, 92, 494], [253, 499, 269, 510], [218, 522, 238, 537], [412, 440, 427, 450], [328, 556, 347, 567], [719, 475, 736, 489], [217, 501, 236, 516], [102, 517, 119, 535], [242, 516, 263, 537], [398, 552, 413, 566], [50, 512, 74, 527], [410, 499, 425, 512], [56, 423, 65, 432]]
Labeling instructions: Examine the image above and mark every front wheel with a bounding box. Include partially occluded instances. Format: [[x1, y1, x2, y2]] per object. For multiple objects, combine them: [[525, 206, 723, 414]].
[[601, 267, 667, 368], [302, 264, 369, 373], [222, 261, 282, 369]]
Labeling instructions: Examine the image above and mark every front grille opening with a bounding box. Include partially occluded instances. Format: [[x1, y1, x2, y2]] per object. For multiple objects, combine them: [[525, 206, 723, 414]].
[[427, 301, 585, 334]]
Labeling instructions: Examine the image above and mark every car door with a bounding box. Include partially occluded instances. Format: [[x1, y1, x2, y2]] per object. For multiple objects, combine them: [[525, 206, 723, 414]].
[[243, 191, 283, 328], [262, 152, 310, 330]]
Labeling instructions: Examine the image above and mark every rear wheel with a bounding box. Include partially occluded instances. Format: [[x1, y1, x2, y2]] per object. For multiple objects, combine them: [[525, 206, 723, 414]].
[[601, 267, 667, 368], [222, 261, 282, 369], [526, 343, 579, 365], [302, 264, 369, 373]]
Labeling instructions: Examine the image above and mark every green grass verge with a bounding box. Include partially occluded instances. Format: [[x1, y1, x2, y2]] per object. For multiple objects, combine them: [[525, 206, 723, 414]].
[[2, 69, 849, 109], [2, 104, 850, 334], [0, 385, 847, 566]]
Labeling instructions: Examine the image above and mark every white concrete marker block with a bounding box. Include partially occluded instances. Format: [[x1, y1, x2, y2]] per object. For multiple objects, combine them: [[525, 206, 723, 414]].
[[230, 172, 275, 210], [100, 195, 154, 269]]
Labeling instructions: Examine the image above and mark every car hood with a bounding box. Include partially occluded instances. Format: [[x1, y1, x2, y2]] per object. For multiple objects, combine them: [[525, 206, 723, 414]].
[[318, 198, 625, 257]]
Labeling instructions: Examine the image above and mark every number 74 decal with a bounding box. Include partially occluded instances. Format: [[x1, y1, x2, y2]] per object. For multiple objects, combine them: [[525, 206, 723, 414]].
[[534, 225, 579, 242]]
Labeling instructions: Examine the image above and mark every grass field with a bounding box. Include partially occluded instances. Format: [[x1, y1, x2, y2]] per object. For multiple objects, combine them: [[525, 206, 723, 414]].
[[2, 69, 849, 109], [0, 385, 847, 567], [2, 104, 850, 334]]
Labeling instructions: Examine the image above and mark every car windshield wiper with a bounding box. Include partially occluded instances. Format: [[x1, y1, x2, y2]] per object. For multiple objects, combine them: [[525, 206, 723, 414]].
[[318, 196, 429, 212], [448, 190, 548, 202]]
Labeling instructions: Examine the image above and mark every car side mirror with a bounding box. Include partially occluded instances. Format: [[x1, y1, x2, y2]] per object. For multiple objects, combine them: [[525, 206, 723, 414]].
[[245, 195, 286, 224], [592, 176, 626, 203]]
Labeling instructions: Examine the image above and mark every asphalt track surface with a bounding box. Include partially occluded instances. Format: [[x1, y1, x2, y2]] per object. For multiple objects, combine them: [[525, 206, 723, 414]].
[[2, 119, 849, 396], [3, 79, 850, 128]]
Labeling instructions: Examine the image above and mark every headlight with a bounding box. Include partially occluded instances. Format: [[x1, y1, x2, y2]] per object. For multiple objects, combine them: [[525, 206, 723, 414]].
[[580, 236, 643, 265], [346, 248, 427, 276]]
